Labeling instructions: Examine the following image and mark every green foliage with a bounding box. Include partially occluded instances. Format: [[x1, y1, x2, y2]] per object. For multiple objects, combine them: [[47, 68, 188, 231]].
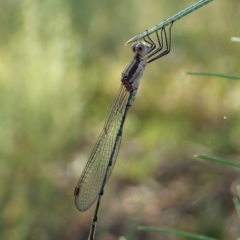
[[0, 0, 240, 240]]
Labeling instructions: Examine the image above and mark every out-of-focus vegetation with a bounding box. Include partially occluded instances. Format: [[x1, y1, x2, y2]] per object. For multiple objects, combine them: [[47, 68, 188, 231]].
[[0, 0, 239, 239]]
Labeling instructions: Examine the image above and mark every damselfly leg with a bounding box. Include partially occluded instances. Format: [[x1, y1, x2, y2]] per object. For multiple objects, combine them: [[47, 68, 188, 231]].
[[143, 21, 173, 63]]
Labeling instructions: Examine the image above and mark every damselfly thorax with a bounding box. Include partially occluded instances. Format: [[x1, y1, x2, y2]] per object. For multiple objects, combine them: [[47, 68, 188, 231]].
[[121, 22, 173, 92]]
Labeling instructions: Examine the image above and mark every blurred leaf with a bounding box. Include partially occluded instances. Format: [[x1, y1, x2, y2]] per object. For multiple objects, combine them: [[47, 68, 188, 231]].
[[233, 197, 240, 220], [233, 185, 240, 220], [231, 37, 240, 42], [194, 154, 240, 167], [186, 72, 240, 80], [138, 227, 219, 240]]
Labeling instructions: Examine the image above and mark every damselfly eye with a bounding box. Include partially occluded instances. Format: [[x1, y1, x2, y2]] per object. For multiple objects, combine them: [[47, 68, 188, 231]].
[[132, 43, 148, 57], [132, 43, 137, 53], [135, 43, 147, 55]]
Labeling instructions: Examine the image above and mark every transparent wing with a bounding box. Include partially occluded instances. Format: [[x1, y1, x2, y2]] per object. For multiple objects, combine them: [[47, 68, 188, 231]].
[[74, 85, 131, 211]]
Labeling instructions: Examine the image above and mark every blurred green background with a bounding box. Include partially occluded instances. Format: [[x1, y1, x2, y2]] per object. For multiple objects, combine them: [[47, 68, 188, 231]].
[[0, 0, 240, 239]]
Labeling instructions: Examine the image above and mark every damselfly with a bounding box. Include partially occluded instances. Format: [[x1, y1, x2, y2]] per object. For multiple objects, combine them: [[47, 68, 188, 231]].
[[74, 22, 173, 240]]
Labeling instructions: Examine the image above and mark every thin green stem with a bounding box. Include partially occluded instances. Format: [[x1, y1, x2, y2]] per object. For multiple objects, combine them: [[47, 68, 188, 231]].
[[125, 0, 213, 44], [138, 227, 219, 240], [194, 154, 240, 168], [186, 72, 240, 80]]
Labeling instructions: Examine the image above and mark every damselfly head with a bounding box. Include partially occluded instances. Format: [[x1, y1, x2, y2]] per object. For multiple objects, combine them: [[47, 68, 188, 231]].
[[131, 43, 138, 52], [132, 43, 149, 57]]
